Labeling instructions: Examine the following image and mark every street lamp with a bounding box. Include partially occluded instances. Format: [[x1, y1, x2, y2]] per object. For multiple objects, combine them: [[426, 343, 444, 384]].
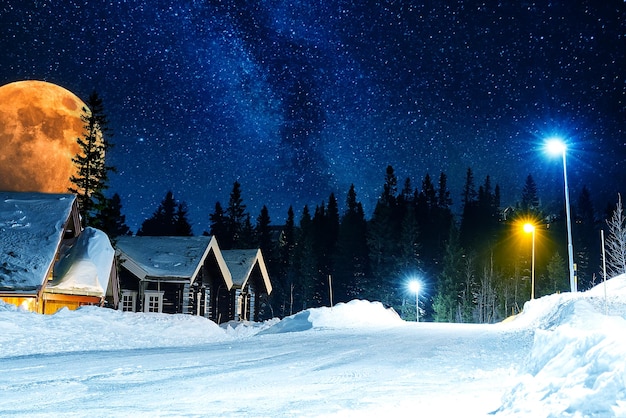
[[408, 280, 420, 322], [546, 137, 577, 293], [523, 223, 536, 300]]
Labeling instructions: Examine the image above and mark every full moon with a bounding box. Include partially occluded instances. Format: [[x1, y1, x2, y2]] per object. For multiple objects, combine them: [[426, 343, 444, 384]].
[[0, 80, 87, 194]]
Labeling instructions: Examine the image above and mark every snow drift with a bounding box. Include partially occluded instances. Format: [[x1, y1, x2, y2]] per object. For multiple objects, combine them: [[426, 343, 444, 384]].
[[258, 299, 403, 334], [495, 274, 626, 416]]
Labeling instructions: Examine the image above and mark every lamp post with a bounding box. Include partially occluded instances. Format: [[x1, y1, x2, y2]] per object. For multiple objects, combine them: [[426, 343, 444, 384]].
[[409, 280, 420, 322], [546, 138, 577, 293], [523, 223, 536, 300]]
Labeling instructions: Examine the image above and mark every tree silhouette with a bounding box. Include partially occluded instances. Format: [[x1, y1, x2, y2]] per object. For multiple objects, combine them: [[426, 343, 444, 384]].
[[138, 191, 192, 236], [69, 91, 114, 227], [520, 174, 540, 213], [226, 181, 248, 248], [91, 193, 130, 238], [207, 201, 229, 247]]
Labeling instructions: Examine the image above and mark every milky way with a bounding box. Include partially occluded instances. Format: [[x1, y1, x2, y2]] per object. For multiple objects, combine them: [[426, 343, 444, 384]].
[[1, 1, 624, 231]]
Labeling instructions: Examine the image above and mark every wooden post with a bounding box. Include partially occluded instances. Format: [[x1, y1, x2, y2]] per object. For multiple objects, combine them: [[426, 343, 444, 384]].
[[328, 275, 333, 308]]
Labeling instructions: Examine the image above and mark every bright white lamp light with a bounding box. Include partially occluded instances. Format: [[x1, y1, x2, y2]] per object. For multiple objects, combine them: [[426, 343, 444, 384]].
[[546, 137, 566, 155], [409, 280, 421, 294]]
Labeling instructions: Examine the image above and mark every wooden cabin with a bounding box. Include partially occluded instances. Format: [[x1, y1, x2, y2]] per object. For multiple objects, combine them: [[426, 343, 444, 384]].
[[115, 235, 236, 322], [221, 249, 272, 322], [115, 237, 273, 323], [0, 192, 119, 314]]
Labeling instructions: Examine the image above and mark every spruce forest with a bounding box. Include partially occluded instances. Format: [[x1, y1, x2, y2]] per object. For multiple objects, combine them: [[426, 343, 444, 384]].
[[98, 165, 617, 323]]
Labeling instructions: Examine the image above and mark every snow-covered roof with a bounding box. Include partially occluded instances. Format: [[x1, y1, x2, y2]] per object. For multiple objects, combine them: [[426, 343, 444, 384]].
[[47, 227, 115, 297], [0, 192, 76, 291], [116, 235, 232, 287], [222, 249, 272, 294]]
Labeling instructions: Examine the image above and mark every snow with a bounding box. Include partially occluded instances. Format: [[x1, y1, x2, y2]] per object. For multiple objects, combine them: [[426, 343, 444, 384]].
[[222, 249, 262, 286], [0, 192, 115, 299], [47, 227, 115, 297], [222, 248, 272, 292], [2, 277, 626, 416], [0, 192, 75, 289], [115, 235, 216, 279]]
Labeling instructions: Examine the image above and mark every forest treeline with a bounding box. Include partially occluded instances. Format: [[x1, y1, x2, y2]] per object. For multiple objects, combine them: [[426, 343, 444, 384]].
[[71, 93, 624, 323], [97, 165, 623, 323]]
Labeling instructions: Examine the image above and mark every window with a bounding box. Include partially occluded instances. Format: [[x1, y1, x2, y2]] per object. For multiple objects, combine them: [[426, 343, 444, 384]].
[[204, 286, 211, 318], [235, 289, 243, 321], [144, 291, 164, 313], [120, 291, 137, 312]]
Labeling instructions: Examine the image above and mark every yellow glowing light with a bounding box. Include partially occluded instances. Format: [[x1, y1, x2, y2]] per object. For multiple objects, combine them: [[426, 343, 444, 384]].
[[19, 298, 36, 312], [523, 223, 535, 233]]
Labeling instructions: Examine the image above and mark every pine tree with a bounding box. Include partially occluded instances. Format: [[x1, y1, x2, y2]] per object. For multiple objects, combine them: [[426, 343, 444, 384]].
[[605, 193, 626, 278], [256, 205, 273, 257], [437, 172, 452, 209], [311, 202, 327, 306], [239, 214, 255, 248], [294, 205, 317, 310], [430, 171, 454, 258], [544, 252, 568, 295], [398, 204, 420, 273], [381, 165, 398, 207], [69, 91, 114, 227], [433, 225, 464, 322], [367, 165, 401, 305], [574, 186, 598, 290], [320, 193, 340, 303], [520, 174, 540, 213], [91, 193, 130, 238], [274, 206, 297, 316], [207, 202, 229, 247], [459, 168, 479, 251], [137, 191, 192, 236], [422, 173, 437, 209], [461, 167, 476, 207], [174, 203, 193, 236], [334, 185, 369, 302], [226, 181, 248, 248]]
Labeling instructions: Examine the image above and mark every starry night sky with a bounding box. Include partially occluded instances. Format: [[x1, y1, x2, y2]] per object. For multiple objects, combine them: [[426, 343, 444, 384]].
[[2, 1, 625, 232]]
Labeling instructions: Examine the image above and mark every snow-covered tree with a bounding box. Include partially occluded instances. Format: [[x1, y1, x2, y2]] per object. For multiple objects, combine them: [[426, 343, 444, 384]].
[[605, 194, 626, 278]]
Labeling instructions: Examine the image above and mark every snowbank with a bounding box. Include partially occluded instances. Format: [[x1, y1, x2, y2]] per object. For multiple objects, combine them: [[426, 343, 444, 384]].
[[495, 275, 626, 416], [0, 304, 229, 358], [0, 299, 401, 357], [258, 299, 403, 334]]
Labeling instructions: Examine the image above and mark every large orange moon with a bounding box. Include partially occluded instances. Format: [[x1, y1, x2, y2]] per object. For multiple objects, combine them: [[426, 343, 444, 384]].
[[0, 80, 87, 193]]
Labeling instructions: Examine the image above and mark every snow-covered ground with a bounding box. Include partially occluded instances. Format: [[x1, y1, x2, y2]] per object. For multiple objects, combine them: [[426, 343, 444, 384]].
[[2, 277, 626, 417]]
